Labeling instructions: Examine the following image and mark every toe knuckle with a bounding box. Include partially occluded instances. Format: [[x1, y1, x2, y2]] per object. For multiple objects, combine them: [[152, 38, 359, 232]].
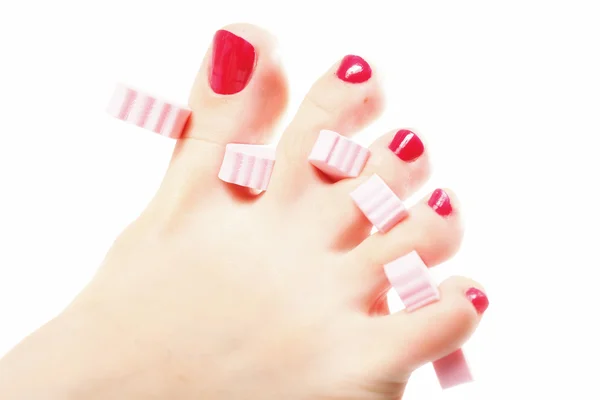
[[303, 90, 341, 121]]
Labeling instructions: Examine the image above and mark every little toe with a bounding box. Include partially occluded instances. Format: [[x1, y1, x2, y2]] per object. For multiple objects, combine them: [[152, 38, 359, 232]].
[[268, 55, 384, 198], [371, 277, 488, 373]]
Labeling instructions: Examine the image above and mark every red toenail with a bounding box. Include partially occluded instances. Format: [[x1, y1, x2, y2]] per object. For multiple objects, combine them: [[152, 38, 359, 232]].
[[336, 55, 372, 84], [389, 129, 424, 162], [428, 189, 452, 217], [466, 287, 489, 314], [210, 30, 256, 95]]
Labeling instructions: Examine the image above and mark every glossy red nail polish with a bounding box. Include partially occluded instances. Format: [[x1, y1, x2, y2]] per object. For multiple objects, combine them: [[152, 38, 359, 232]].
[[466, 287, 489, 314], [389, 129, 424, 162], [210, 30, 256, 95], [428, 189, 452, 216], [336, 55, 372, 84]]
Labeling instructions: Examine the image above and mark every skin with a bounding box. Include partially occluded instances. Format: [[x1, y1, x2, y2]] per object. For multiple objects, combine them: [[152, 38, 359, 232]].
[[0, 23, 486, 400]]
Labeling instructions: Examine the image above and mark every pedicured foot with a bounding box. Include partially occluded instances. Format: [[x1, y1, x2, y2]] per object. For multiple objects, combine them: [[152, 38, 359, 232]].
[[0, 24, 487, 400]]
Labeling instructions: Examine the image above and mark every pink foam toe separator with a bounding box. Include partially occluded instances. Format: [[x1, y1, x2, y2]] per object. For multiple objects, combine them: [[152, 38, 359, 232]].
[[308, 130, 370, 179], [384, 251, 440, 311], [433, 349, 474, 389], [218, 144, 276, 191], [384, 251, 473, 389], [350, 174, 407, 233], [107, 83, 191, 139]]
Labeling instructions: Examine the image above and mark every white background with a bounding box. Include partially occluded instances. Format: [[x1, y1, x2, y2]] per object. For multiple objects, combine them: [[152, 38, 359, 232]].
[[0, 1, 599, 398]]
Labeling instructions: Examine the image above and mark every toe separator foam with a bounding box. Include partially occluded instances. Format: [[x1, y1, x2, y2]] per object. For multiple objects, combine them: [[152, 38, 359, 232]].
[[384, 251, 440, 311], [218, 144, 276, 191], [107, 83, 191, 139], [384, 251, 473, 389], [308, 130, 370, 179], [350, 174, 407, 233], [433, 348, 473, 390]]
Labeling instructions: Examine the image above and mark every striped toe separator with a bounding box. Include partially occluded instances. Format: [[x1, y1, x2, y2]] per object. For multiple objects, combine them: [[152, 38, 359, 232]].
[[107, 84, 276, 191], [107, 83, 191, 139], [308, 130, 371, 179], [218, 144, 276, 191], [349, 171, 473, 388], [350, 174, 408, 233], [384, 251, 474, 390]]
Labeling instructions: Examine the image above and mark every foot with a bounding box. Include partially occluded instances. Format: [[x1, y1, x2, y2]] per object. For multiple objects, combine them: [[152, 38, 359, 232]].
[[0, 24, 487, 400]]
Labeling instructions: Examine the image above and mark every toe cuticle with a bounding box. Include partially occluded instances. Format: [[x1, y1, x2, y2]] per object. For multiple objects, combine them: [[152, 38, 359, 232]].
[[466, 287, 489, 314], [210, 30, 256, 95], [336, 55, 372, 84], [428, 189, 452, 217], [389, 129, 424, 162]]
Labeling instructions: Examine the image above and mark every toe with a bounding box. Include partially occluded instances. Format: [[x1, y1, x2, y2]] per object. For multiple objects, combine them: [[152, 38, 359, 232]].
[[268, 55, 384, 197], [348, 188, 463, 297], [185, 24, 287, 144], [163, 24, 288, 200], [370, 277, 488, 372], [317, 129, 431, 249]]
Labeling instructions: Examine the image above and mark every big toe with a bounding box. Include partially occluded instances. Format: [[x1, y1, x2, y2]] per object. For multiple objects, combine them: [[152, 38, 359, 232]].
[[186, 24, 288, 144], [163, 24, 288, 204]]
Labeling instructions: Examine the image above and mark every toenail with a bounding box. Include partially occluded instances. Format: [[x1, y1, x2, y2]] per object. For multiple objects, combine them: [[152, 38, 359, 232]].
[[350, 175, 407, 233], [388, 129, 424, 162], [107, 84, 191, 139], [218, 144, 276, 191], [210, 30, 256, 95], [428, 189, 452, 217], [336, 55, 372, 84], [466, 287, 489, 314], [308, 130, 370, 179]]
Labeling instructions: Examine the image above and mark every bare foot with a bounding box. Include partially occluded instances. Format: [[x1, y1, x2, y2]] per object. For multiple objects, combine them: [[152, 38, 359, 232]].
[[0, 24, 487, 400]]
